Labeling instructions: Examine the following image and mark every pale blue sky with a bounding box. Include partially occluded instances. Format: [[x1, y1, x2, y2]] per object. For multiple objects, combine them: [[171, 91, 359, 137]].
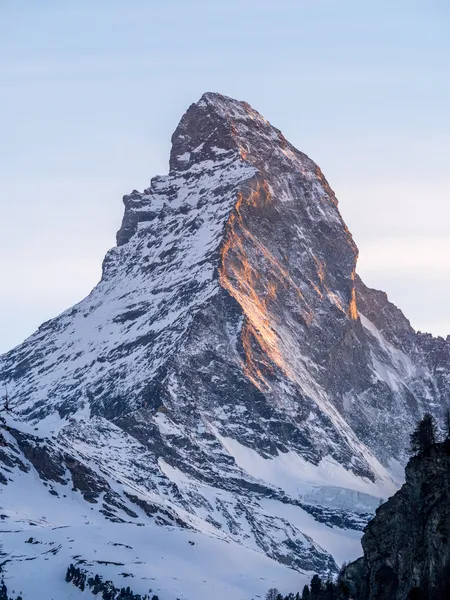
[[1, 0, 449, 353]]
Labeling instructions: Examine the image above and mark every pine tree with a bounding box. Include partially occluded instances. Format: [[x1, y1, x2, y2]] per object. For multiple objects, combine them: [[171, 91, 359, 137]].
[[0, 580, 7, 600], [310, 575, 322, 599], [301, 585, 310, 600], [337, 562, 350, 599], [339, 581, 350, 599], [325, 579, 336, 599], [266, 588, 280, 600], [422, 413, 438, 447], [92, 573, 102, 594], [409, 413, 438, 455], [79, 574, 85, 592], [444, 409, 450, 441]]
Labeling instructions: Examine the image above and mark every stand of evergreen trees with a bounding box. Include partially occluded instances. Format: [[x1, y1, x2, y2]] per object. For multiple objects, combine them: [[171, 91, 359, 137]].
[[265, 570, 350, 600], [0, 579, 22, 600], [409, 410, 450, 456], [65, 564, 159, 600]]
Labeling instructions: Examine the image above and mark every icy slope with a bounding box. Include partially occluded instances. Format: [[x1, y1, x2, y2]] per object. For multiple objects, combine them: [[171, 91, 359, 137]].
[[0, 416, 360, 598], [0, 436, 309, 600], [1, 93, 449, 596]]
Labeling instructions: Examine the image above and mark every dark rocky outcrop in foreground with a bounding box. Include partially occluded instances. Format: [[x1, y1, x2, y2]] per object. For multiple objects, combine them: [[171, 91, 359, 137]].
[[342, 442, 450, 600]]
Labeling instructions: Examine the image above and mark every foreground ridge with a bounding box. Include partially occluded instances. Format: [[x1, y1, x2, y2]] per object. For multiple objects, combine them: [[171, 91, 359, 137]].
[[0, 93, 449, 598], [342, 441, 450, 600]]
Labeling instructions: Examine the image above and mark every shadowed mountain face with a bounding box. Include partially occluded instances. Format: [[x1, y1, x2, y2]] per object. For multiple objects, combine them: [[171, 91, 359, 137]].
[[342, 442, 450, 600], [0, 93, 449, 588]]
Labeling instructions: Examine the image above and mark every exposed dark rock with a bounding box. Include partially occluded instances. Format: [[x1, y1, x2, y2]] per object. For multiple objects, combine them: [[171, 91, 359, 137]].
[[8, 428, 66, 483], [64, 455, 110, 503], [124, 492, 189, 529], [342, 442, 450, 600], [102, 491, 139, 520]]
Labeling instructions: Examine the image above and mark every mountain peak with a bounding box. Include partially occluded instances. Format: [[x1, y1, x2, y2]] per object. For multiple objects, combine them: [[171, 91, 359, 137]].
[[197, 91, 249, 110], [169, 92, 263, 173], [169, 92, 302, 175], [196, 92, 270, 125], [1, 94, 450, 595]]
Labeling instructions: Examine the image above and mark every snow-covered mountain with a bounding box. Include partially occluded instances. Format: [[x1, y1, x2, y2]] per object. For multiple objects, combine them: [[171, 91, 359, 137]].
[[1, 93, 449, 600]]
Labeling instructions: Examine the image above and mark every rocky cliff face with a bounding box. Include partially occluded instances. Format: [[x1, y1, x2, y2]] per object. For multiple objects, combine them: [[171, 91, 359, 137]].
[[342, 442, 450, 600], [0, 93, 449, 598]]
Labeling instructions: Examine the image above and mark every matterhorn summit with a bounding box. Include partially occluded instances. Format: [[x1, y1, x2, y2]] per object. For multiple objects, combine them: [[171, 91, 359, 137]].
[[0, 93, 449, 600]]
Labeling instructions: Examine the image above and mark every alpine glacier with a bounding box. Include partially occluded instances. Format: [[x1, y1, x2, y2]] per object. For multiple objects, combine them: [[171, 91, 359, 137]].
[[0, 93, 449, 599]]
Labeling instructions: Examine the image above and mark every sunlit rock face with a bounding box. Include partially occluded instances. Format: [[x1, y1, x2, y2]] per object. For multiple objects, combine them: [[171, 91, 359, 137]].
[[1, 93, 449, 581]]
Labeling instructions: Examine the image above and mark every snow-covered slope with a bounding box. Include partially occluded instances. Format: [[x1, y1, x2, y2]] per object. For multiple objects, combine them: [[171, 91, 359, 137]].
[[0, 424, 313, 600], [1, 93, 449, 599]]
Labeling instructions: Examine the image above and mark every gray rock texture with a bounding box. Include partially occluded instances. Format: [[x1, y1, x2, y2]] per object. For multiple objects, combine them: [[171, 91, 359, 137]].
[[343, 442, 450, 600]]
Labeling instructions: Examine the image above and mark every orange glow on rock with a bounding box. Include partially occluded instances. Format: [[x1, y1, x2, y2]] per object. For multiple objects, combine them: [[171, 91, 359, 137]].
[[267, 281, 277, 300], [219, 178, 358, 391], [348, 270, 358, 320], [313, 255, 326, 285], [326, 289, 346, 313], [239, 147, 248, 160], [219, 181, 297, 387], [349, 285, 358, 320]]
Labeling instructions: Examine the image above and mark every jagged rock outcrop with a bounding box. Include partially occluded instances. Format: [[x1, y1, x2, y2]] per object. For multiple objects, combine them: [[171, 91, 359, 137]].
[[342, 442, 450, 600]]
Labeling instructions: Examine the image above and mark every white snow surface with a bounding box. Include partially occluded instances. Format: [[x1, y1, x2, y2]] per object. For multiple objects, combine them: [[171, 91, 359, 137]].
[[0, 415, 363, 600], [216, 435, 398, 503], [1, 502, 308, 600]]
